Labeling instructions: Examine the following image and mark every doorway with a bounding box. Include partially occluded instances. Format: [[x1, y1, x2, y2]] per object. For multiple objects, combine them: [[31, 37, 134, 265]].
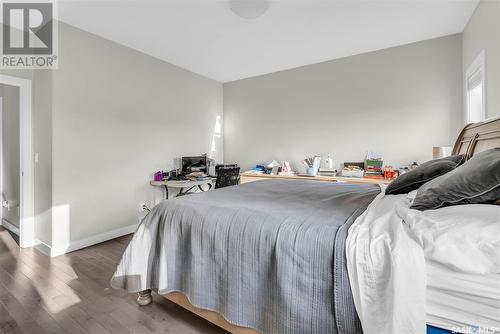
[[0, 75, 34, 248], [0, 86, 21, 244]]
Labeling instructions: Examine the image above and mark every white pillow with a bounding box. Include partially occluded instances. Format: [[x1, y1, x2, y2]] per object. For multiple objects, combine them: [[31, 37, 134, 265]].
[[397, 197, 500, 275]]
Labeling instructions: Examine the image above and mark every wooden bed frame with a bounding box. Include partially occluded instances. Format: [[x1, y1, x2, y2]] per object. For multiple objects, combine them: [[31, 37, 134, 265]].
[[137, 117, 500, 334], [138, 290, 258, 333], [452, 117, 500, 157]]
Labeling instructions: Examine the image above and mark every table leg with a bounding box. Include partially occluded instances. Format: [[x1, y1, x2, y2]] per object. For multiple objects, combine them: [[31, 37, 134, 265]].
[[198, 183, 213, 192], [177, 186, 196, 197], [163, 185, 169, 200]]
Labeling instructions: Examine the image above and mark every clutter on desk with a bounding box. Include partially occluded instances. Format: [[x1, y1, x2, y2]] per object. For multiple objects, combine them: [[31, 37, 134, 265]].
[[154, 169, 180, 181], [169, 177, 190, 183], [245, 167, 265, 175], [267, 160, 280, 168], [366, 151, 383, 160], [381, 162, 417, 180], [185, 163, 239, 180], [301, 157, 312, 168], [267, 160, 281, 175], [244, 165, 266, 175], [154, 170, 165, 181], [254, 165, 265, 173], [215, 163, 238, 176], [182, 155, 208, 175], [323, 155, 334, 169], [318, 168, 337, 177], [398, 167, 410, 175], [269, 166, 279, 175], [185, 171, 210, 181], [301, 156, 321, 176], [279, 161, 294, 176], [245, 161, 279, 175], [305, 167, 316, 176], [383, 165, 399, 180], [341, 163, 365, 178], [153, 154, 218, 183], [364, 151, 384, 179]]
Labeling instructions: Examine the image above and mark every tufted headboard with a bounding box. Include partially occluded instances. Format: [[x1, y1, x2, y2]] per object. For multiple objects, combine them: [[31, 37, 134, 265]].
[[452, 117, 500, 159]]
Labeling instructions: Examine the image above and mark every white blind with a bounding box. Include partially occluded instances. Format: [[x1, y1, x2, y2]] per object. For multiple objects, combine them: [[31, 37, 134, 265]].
[[467, 67, 483, 91]]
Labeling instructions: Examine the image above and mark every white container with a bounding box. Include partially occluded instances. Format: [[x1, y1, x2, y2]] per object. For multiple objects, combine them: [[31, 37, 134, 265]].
[[307, 167, 318, 176], [324, 155, 333, 169], [312, 156, 321, 174]]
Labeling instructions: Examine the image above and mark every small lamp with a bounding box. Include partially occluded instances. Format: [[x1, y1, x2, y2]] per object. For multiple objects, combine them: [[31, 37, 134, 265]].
[[432, 146, 452, 160]]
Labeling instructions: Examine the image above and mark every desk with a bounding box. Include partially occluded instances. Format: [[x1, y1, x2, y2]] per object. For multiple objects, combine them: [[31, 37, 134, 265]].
[[150, 179, 214, 200], [239, 172, 392, 185]]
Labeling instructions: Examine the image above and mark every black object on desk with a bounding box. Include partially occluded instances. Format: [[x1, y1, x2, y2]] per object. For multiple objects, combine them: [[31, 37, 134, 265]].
[[182, 155, 208, 175], [215, 163, 238, 176], [215, 167, 240, 189]]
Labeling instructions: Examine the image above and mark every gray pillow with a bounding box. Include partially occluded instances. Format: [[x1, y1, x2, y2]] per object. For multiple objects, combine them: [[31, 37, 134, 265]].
[[386, 155, 465, 195], [411, 148, 500, 210]]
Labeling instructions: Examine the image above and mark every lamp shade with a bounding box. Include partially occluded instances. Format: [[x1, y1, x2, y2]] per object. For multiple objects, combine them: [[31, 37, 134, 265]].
[[432, 146, 452, 160]]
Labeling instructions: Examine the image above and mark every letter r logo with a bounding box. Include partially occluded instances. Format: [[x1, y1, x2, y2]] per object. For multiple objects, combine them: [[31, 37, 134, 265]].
[[2, 2, 53, 55]]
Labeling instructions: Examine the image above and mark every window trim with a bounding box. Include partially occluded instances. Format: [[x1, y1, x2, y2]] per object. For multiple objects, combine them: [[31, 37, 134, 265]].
[[465, 50, 486, 124]]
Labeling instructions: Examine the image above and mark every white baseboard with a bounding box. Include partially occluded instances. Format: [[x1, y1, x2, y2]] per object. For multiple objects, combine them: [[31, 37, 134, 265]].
[[1, 218, 20, 235], [39, 223, 138, 258], [34, 240, 51, 257]]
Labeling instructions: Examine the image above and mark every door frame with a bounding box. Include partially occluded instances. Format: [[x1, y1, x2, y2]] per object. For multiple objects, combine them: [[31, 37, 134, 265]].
[[464, 49, 486, 124], [0, 75, 34, 248], [0, 98, 2, 225]]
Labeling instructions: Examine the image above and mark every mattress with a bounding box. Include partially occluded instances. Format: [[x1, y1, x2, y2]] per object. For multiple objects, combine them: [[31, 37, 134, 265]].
[[426, 260, 500, 333]]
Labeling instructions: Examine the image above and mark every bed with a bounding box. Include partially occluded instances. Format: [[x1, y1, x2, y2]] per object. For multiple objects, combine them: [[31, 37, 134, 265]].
[[111, 117, 500, 334]]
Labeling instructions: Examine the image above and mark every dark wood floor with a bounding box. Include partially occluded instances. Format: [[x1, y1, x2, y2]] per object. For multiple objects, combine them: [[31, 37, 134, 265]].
[[0, 227, 229, 334]]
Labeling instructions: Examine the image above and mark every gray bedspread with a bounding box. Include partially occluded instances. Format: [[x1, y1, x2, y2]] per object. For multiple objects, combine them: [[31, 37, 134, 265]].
[[111, 179, 380, 334]]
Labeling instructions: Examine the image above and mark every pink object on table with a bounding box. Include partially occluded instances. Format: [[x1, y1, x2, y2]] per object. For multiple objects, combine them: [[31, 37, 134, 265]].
[[154, 171, 164, 181]]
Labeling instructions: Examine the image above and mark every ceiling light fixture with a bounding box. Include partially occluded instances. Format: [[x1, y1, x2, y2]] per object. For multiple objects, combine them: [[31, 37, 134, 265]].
[[228, 0, 272, 19]]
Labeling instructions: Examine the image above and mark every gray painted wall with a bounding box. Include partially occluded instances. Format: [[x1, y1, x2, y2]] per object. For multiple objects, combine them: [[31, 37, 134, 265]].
[[51, 23, 223, 251], [0, 84, 20, 228], [223, 34, 463, 172], [462, 0, 500, 120]]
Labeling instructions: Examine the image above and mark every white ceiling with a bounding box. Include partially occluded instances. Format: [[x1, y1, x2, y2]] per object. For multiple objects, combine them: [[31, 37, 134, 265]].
[[59, 0, 479, 83]]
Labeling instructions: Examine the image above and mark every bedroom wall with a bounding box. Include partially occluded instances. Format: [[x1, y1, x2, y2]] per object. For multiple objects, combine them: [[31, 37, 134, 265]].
[[462, 0, 500, 120], [50, 22, 223, 255], [223, 34, 463, 172]]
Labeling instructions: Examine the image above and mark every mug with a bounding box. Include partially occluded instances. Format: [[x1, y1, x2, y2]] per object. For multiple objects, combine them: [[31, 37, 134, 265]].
[[307, 167, 318, 176]]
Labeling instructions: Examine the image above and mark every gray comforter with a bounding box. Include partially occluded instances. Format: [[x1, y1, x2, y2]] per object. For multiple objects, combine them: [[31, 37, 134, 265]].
[[111, 179, 380, 334]]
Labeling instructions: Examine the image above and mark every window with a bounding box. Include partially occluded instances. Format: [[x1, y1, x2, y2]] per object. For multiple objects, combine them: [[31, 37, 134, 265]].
[[465, 50, 486, 123]]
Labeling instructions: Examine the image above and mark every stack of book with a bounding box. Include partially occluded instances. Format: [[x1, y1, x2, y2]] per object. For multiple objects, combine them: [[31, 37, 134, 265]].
[[318, 168, 337, 177], [342, 162, 365, 178], [364, 159, 384, 179]]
